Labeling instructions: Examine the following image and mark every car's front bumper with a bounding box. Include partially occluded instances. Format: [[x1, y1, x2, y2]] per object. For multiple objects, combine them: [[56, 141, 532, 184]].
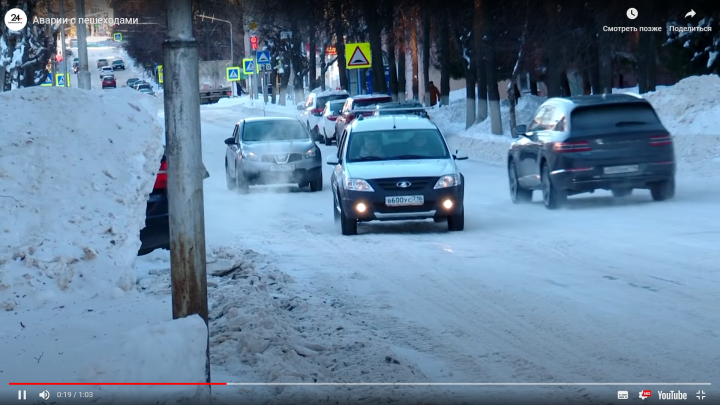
[[340, 186, 464, 222], [551, 162, 675, 192], [239, 156, 322, 185]]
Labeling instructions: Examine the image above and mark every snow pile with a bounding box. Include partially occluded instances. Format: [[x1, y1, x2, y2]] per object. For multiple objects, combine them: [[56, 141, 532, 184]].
[[0, 87, 164, 308], [205, 96, 297, 118], [641, 75, 720, 136], [134, 248, 442, 404]]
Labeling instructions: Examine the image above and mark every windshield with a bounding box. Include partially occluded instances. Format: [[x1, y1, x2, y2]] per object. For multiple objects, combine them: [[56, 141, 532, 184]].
[[346, 129, 449, 162], [242, 120, 309, 142], [570, 103, 663, 132], [328, 101, 345, 114], [317, 94, 348, 107]]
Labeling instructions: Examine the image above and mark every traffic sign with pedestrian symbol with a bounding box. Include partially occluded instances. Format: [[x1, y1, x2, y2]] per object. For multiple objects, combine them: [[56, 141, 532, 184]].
[[41, 72, 52, 86], [158, 65, 163, 84], [226, 66, 241, 81], [113, 33, 122, 42], [242, 58, 255, 75], [256, 50, 271, 65], [55, 73, 70, 87]]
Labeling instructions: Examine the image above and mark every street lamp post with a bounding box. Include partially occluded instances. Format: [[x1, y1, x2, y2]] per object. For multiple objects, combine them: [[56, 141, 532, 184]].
[[195, 14, 235, 97]]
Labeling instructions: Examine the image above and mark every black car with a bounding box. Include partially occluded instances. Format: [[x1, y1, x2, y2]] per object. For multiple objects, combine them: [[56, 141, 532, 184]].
[[112, 60, 125, 70], [508, 94, 676, 210], [139, 152, 210, 256]]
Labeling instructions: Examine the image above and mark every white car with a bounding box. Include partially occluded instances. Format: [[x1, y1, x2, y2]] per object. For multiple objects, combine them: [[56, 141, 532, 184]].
[[327, 115, 468, 235], [319, 99, 347, 146], [297, 90, 349, 138], [99, 66, 113, 78]]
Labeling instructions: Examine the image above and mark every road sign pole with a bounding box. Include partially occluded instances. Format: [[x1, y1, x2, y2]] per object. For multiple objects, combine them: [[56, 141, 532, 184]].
[[163, 0, 211, 396], [75, 0, 91, 89], [59, 0, 68, 85]]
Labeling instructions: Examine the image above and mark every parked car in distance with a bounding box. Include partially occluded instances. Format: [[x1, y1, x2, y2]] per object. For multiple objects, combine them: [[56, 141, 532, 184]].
[[328, 115, 468, 235], [126, 77, 140, 87], [298, 90, 349, 137], [112, 59, 125, 70], [372, 101, 430, 120], [101, 76, 116, 89], [135, 83, 152, 92], [139, 88, 155, 96], [99, 66, 114, 78], [319, 99, 347, 146], [97, 58, 109, 69], [224, 117, 323, 193], [335, 94, 393, 148], [508, 94, 676, 209]]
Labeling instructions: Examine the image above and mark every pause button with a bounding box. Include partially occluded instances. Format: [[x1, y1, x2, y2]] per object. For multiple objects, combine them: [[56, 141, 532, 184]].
[[18, 390, 27, 400]]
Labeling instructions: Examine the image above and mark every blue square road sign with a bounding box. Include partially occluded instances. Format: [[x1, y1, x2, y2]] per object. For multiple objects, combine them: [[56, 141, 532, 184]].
[[256, 50, 271, 65]]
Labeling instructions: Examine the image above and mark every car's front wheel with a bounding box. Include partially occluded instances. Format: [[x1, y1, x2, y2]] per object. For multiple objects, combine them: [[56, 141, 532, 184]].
[[336, 192, 357, 235], [225, 159, 236, 190], [324, 129, 332, 146], [310, 171, 323, 192], [509, 162, 532, 204], [235, 164, 249, 194]]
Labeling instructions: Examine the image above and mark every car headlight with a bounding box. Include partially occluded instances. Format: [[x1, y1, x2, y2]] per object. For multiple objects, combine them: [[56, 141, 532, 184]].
[[344, 178, 374, 192], [434, 174, 462, 189], [241, 151, 259, 161], [305, 147, 319, 158]]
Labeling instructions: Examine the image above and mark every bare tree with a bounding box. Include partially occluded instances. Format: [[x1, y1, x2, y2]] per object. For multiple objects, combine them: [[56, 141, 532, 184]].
[[482, 0, 503, 135], [473, 0, 488, 122]]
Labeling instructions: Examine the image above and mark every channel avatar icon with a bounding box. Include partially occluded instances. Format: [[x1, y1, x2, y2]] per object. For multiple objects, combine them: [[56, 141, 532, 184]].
[[639, 390, 652, 399]]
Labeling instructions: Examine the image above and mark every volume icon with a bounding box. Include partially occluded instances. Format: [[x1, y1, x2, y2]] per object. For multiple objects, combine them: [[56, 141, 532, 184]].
[[39, 390, 50, 400]]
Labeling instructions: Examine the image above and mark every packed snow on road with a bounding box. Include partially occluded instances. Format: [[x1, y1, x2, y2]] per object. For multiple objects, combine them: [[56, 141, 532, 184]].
[[2, 72, 720, 405]]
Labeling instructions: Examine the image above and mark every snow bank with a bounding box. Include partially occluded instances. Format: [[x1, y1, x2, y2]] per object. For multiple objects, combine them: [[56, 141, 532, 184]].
[[436, 76, 720, 176], [204, 95, 297, 118], [0, 87, 164, 308]]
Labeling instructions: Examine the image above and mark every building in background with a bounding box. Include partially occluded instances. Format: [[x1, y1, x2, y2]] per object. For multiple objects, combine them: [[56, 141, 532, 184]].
[[85, 0, 114, 37]]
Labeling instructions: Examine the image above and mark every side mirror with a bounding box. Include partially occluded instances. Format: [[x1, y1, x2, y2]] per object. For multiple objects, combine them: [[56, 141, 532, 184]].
[[326, 156, 339, 166], [453, 150, 469, 160], [297, 105, 304, 111], [514, 124, 527, 138], [224, 137, 235, 145]]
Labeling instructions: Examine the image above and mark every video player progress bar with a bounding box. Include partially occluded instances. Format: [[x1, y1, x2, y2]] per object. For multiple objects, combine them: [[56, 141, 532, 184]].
[[9, 382, 713, 386]]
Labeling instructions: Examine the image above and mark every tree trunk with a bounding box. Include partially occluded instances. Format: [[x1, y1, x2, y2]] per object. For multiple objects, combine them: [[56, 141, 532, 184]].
[[365, 0, 387, 94], [270, 69, 277, 104], [560, 71, 571, 96], [387, 12, 399, 101], [333, 0, 348, 90], [466, 54, 477, 129], [290, 21, 305, 103], [595, 9, 613, 93], [529, 75, 538, 95], [439, 10, 451, 106], [483, 0, 503, 135], [397, 24, 407, 101], [410, 20, 419, 100], [308, 27, 317, 91], [473, 0, 487, 122], [422, 9, 431, 106]]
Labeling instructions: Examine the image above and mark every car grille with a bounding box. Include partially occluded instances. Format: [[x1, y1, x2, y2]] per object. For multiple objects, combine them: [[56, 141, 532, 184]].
[[373, 202, 436, 214], [371, 177, 438, 191], [261, 153, 303, 163]]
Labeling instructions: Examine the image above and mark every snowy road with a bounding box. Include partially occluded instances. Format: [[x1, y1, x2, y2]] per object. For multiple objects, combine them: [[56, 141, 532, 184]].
[[199, 104, 719, 403]]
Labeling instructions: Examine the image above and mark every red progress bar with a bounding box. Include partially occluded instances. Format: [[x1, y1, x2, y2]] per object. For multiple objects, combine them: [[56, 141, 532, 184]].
[[9, 383, 227, 386]]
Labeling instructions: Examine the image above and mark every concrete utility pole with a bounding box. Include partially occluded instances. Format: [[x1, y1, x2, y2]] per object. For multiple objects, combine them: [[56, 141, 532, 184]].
[[59, 0, 68, 85], [163, 0, 211, 395], [75, 0, 91, 89]]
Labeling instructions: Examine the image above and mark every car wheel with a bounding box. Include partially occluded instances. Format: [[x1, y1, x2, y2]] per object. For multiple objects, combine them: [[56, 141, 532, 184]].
[[225, 159, 236, 190], [509, 162, 532, 204], [650, 178, 675, 201], [611, 188, 633, 198], [324, 129, 332, 146], [339, 203, 357, 236], [310, 171, 323, 192], [447, 208, 465, 231], [235, 164, 249, 194], [541, 163, 566, 210]]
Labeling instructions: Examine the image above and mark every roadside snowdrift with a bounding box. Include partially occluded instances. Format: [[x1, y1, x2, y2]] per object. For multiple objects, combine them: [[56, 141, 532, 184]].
[[436, 75, 720, 176], [0, 86, 164, 307]]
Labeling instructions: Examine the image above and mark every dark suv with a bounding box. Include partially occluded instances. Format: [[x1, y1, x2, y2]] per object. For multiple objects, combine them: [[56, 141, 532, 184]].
[[508, 94, 675, 209]]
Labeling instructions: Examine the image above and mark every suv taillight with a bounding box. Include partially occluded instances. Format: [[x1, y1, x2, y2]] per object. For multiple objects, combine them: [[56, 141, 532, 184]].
[[553, 141, 591, 153], [649, 135, 672, 146], [311, 108, 324, 114], [154, 160, 168, 190]]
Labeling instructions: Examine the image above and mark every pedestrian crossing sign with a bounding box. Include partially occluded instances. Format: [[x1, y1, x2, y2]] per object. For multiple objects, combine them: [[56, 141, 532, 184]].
[[158, 65, 164, 84], [227, 66, 241, 81], [256, 50, 271, 65], [55, 73, 70, 87], [41, 72, 52, 86], [242, 58, 254, 75]]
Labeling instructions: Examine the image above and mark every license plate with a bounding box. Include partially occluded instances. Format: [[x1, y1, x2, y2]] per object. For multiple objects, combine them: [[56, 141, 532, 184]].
[[385, 195, 424, 206], [269, 164, 295, 171], [604, 165, 639, 174]]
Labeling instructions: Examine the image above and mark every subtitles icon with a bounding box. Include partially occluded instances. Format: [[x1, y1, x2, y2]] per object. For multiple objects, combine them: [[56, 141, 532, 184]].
[[618, 390, 629, 399], [640, 390, 651, 399]]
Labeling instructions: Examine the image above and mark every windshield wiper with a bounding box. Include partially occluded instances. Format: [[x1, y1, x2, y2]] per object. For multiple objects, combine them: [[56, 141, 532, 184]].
[[615, 121, 647, 126], [352, 156, 386, 161], [392, 154, 429, 160]]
